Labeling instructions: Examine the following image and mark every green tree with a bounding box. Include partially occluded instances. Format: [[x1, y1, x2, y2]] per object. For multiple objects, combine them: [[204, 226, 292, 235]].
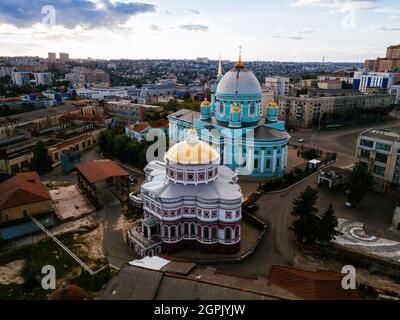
[[289, 186, 320, 244], [347, 163, 373, 206], [31, 141, 52, 174], [113, 135, 129, 162], [99, 130, 115, 158], [317, 204, 341, 243]]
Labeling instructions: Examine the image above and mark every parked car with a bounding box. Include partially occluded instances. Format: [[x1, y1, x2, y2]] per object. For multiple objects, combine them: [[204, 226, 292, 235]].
[[298, 138, 305, 143]]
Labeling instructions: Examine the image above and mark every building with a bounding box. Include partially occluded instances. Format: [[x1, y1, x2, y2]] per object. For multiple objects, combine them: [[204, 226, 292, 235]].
[[0, 64, 14, 78], [278, 92, 393, 128], [389, 85, 400, 105], [353, 70, 395, 93], [48, 128, 104, 166], [168, 109, 200, 144], [65, 67, 110, 84], [128, 128, 243, 257], [48, 52, 56, 61], [0, 172, 55, 241], [59, 52, 70, 61], [11, 72, 31, 86], [269, 266, 361, 300], [364, 44, 400, 72], [99, 260, 274, 300], [318, 74, 353, 85], [125, 119, 168, 142], [317, 80, 342, 90], [170, 53, 290, 179], [76, 160, 129, 209], [356, 129, 400, 192], [264, 76, 290, 101], [34, 72, 54, 86], [105, 100, 163, 128]]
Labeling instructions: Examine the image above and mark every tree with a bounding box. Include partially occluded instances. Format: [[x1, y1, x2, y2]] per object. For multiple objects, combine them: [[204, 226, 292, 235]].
[[317, 204, 341, 243], [31, 141, 52, 174], [289, 186, 320, 244], [346, 163, 373, 206], [99, 130, 115, 157]]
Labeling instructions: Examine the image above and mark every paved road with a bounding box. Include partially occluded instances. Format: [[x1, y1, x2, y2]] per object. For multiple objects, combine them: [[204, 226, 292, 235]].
[[290, 120, 400, 166], [96, 186, 136, 268]]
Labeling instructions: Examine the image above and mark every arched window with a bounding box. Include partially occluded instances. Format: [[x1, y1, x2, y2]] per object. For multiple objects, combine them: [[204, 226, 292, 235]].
[[235, 226, 240, 239], [203, 227, 210, 239], [225, 228, 232, 240], [184, 223, 189, 235], [170, 226, 176, 238], [211, 226, 218, 239], [254, 158, 259, 169], [191, 223, 196, 236], [177, 224, 182, 237], [250, 103, 256, 114], [219, 102, 224, 114], [197, 225, 202, 237], [163, 225, 169, 237], [266, 159, 271, 169]]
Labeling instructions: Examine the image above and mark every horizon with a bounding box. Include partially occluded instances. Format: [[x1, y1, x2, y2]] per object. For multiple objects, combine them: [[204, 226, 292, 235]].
[[0, 0, 399, 62]]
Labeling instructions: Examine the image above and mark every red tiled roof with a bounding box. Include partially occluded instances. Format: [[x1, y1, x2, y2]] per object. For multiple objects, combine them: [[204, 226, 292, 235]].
[[269, 265, 361, 300], [76, 160, 129, 184], [149, 119, 169, 129], [0, 172, 50, 211], [131, 122, 150, 133]]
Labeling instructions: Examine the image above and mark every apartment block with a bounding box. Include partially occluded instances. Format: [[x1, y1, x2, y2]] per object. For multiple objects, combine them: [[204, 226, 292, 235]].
[[356, 129, 400, 192]]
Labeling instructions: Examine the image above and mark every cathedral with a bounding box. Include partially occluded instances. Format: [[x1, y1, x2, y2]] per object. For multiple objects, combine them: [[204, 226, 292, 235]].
[[169, 51, 290, 178], [128, 128, 243, 257]]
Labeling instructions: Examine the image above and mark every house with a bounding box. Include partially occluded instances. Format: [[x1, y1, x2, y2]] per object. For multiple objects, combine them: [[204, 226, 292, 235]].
[[0, 172, 55, 240], [125, 119, 169, 142]]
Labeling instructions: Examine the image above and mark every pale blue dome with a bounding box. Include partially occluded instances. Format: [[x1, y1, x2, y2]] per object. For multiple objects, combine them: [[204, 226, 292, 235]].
[[216, 68, 262, 96]]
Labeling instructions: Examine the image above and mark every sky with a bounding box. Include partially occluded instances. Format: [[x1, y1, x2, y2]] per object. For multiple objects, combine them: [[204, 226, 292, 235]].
[[0, 0, 399, 62]]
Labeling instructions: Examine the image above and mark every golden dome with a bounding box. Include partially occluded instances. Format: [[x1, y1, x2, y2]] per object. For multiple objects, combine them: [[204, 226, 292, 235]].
[[268, 102, 278, 108], [231, 105, 241, 112], [166, 129, 220, 164], [201, 99, 211, 107]]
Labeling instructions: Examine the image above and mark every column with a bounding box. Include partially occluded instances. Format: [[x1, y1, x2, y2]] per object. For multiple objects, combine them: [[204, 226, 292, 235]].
[[272, 148, 277, 173]]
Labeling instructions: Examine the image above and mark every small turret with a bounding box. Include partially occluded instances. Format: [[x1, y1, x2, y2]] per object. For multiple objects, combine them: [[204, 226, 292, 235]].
[[266, 102, 278, 122], [229, 102, 242, 128], [200, 99, 211, 120]]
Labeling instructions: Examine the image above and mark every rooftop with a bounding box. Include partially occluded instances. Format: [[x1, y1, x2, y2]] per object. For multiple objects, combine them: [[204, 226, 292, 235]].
[[168, 108, 200, 123], [0, 172, 50, 211], [269, 265, 361, 300], [98, 263, 273, 300], [361, 129, 400, 142], [76, 159, 129, 184]]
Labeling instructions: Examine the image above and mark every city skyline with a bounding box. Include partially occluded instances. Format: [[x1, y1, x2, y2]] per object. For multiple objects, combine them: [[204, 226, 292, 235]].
[[0, 1, 400, 62]]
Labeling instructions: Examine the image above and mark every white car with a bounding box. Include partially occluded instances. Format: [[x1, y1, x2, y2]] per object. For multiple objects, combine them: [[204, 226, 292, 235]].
[[298, 139, 305, 143]]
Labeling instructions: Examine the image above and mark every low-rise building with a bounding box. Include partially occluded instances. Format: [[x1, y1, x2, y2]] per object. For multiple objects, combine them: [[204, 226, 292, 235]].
[[353, 70, 395, 93], [0, 172, 55, 241], [356, 129, 400, 192], [167, 109, 200, 144], [317, 80, 342, 90], [105, 100, 163, 128], [125, 119, 168, 142], [389, 85, 400, 105]]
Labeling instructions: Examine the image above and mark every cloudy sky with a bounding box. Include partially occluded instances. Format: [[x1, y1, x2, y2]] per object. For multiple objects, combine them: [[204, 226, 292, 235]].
[[0, 0, 399, 61]]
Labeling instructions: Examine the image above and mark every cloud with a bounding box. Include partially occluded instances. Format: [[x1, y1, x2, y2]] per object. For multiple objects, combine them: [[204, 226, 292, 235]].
[[0, 0, 157, 29], [187, 9, 200, 15], [273, 35, 305, 40], [376, 25, 400, 31], [150, 24, 162, 31], [296, 29, 315, 34], [292, 0, 380, 10], [176, 24, 208, 32]]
